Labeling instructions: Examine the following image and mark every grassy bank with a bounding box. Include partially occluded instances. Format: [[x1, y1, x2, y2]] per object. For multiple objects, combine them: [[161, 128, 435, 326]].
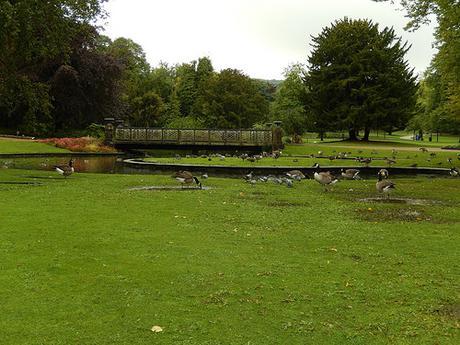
[[0, 168, 459, 344], [146, 142, 460, 169], [0, 138, 69, 154]]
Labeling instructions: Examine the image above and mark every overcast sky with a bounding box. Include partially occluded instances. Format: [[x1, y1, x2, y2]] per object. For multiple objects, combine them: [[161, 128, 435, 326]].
[[102, 0, 436, 80]]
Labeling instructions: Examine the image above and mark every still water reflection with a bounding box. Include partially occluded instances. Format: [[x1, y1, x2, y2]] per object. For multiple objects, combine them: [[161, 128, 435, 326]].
[[1, 156, 124, 174]]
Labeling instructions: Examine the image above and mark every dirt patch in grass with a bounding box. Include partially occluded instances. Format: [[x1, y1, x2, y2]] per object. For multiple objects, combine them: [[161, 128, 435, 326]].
[[128, 186, 213, 191], [267, 200, 310, 207], [433, 303, 460, 320], [357, 197, 442, 206], [356, 207, 432, 222]]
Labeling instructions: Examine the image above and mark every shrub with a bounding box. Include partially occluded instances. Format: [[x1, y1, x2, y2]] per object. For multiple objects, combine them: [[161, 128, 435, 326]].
[[38, 136, 116, 152]]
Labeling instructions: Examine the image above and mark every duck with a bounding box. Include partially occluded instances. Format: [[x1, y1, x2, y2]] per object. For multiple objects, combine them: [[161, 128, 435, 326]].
[[376, 169, 395, 198], [286, 170, 305, 180], [54, 159, 74, 178], [340, 168, 361, 180], [312, 163, 338, 191], [173, 171, 202, 189]]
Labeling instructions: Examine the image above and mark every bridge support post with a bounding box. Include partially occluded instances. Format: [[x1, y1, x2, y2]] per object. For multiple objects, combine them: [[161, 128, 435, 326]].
[[272, 121, 283, 151], [104, 118, 116, 145]]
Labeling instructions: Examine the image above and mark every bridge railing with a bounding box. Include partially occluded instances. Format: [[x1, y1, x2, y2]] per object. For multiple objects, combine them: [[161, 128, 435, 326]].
[[113, 127, 274, 147]]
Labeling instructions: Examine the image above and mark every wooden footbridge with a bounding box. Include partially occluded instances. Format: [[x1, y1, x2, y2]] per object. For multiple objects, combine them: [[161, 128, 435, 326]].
[[104, 118, 283, 151]]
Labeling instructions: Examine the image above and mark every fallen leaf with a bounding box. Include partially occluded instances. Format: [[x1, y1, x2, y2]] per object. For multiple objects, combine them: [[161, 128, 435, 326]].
[[151, 325, 163, 333]]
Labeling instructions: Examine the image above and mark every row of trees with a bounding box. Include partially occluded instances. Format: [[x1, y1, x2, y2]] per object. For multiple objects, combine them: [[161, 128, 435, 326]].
[[1, 0, 456, 138], [0, 0, 273, 135]]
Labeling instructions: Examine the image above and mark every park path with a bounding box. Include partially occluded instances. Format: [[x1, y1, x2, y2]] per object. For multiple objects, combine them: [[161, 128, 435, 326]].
[[327, 143, 458, 152]]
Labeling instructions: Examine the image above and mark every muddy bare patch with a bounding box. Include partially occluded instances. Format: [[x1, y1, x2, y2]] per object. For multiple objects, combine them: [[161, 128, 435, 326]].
[[433, 303, 460, 320], [357, 197, 442, 206], [128, 186, 212, 191], [356, 207, 432, 222], [267, 200, 310, 207]]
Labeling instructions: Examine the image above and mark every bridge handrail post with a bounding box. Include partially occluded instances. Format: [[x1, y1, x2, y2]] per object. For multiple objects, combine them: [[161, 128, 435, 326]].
[[193, 129, 196, 145], [177, 129, 180, 144], [161, 128, 164, 143], [208, 129, 211, 145]]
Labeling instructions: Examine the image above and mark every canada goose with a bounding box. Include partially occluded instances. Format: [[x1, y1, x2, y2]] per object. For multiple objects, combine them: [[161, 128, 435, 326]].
[[376, 170, 395, 198], [173, 171, 202, 189], [312, 163, 338, 191], [378, 168, 389, 179], [357, 157, 372, 166], [244, 171, 254, 180], [386, 158, 396, 166], [286, 170, 305, 180], [341, 168, 360, 180], [54, 159, 74, 178], [450, 167, 459, 177], [419, 147, 428, 153]]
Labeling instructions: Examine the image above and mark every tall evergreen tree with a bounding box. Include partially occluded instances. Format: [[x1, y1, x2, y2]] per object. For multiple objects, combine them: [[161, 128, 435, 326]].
[[306, 18, 417, 140]]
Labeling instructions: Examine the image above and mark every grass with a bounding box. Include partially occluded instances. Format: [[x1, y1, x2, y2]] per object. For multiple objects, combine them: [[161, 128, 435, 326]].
[[0, 167, 459, 344], [301, 131, 460, 148], [0, 138, 69, 154], [146, 142, 460, 169]]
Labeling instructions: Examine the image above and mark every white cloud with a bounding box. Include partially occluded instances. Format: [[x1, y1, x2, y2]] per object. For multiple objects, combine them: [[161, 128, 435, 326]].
[[102, 0, 436, 79]]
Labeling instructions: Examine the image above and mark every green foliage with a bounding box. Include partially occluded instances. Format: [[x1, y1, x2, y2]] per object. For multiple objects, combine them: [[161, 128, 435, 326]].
[[165, 115, 205, 129], [306, 18, 417, 140], [374, 0, 460, 132], [199, 69, 269, 128], [270, 64, 310, 136], [130, 92, 165, 127], [0, 0, 118, 135], [85, 123, 105, 139]]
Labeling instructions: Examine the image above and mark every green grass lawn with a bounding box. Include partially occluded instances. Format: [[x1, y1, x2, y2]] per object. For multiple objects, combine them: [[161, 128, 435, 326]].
[[301, 131, 460, 148], [0, 168, 459, 344], [0, 138, 69, 154], [146, 142, 460, 169]]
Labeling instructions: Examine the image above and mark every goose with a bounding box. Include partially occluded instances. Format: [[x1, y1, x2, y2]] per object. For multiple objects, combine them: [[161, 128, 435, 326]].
[[419, 147, 428, 153], [173, 171, 202, 189], [378, 168, 389, 179], [54, 159, 74, 178], [201, 173, 209, 179], [244, 171, 254, 181], [312, 163, 338, 191], [341, 168, 360, 180], [450, 167, 459, 177], [376, 170, 395, 198], [286, 170, 305, 180], [357, 157, 372, 166], [385, 158, 397, 166]]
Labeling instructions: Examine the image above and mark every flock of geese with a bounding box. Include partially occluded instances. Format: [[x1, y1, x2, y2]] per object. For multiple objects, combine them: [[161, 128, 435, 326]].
[[171, 163, 398, 198], [53, 154, 458, 198]]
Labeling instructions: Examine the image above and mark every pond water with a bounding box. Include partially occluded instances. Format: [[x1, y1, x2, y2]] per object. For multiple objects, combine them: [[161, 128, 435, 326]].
[[0, 155, 453, 179], [0, 156, 125, 174]]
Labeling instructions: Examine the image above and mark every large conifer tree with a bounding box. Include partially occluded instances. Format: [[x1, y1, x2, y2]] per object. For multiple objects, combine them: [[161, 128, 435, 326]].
[[306, 18, 417, 140]]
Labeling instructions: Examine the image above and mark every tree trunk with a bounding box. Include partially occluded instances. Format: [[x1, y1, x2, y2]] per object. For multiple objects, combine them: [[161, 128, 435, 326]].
[[348, 128, 358, 141], [320, 131, 324, 141], [363, 127, 371, 141]]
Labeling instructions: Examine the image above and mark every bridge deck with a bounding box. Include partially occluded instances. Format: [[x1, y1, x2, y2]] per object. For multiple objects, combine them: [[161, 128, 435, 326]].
[[113, 127, 274, 147]]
